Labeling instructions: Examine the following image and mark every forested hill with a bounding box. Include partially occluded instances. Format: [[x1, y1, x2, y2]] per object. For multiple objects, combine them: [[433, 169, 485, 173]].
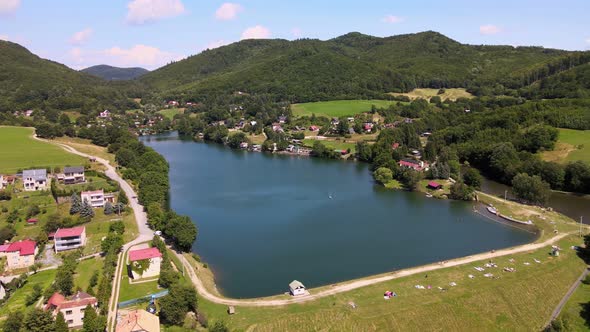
[[0, 40, 138, 113], [140, 31, 590, 102], [81, 65, 149, 80]]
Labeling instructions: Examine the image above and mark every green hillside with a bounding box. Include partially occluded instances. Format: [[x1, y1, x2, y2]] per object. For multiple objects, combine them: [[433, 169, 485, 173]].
[[81, 64, 149, 80], [140, 31, 589, 102]]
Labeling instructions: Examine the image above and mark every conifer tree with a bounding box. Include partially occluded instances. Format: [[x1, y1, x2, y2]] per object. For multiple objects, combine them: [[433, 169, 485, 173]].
[[103, 201, 114, 215], [69, 192, 82, 215], [80, 199, 94, 218]]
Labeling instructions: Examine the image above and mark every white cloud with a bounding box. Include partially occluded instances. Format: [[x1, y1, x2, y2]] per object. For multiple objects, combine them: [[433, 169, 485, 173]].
[[67, 44, 183, 70], [69, 28, 93, 45], [205, 40, 229, 50], [291, 27, 302, 38], [480, 24, 501, 35], [215, 3, 243, 20], [382, 15, 404, 24], [241, 25, 271, 40], [126, 0, 185, 25], [0, 34, 9, 41], [0, 0, 20, 15]]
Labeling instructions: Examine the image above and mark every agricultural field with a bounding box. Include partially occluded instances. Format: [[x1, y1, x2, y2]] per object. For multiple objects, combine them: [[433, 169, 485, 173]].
[[0, 126, 85, 174], [194, 236, 587, 331], [292, 100, 398, 118], [390, 88, 473, 101], [0, 269, 57, 316], [541, 128, 590, 164], [158, 108, 184, 120]]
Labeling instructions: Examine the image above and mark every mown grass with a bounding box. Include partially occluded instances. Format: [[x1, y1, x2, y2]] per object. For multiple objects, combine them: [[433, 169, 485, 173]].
[[390, 88, 473, 101], [557, 274, 590, 331], [118, 277, 161, 302], [158, 108, 184, 120], [194, 236, 587, 331], [555, 128, 590, 163], [0, 269, 57, 316], [292, 100, 398, 118], [75, 256, 104, 291], [0, 126, 85, 173], [302, 139, 356, 153]]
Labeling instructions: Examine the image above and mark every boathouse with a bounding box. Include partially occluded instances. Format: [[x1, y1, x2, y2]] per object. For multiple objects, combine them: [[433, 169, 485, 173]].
[[427, 181, 443, 190], [289, 280, 306, 296]]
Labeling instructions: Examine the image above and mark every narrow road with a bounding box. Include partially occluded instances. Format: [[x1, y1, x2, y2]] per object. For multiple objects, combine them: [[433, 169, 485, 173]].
[[547, 266, 590, 325], [36, 137, 153, 330], [175, 232, 572, 307]]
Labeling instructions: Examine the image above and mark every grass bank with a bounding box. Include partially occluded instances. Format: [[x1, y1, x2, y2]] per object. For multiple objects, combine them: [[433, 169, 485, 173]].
[[292, 100, 398, 118]]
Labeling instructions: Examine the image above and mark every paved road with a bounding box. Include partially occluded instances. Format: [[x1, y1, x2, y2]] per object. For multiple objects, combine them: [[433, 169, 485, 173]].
[[175, 232, 572, 307], [547, 266, 590, 326]]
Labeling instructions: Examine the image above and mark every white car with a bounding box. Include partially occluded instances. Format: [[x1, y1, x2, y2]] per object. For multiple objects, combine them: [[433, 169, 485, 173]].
[[154, 230, 162, 236]]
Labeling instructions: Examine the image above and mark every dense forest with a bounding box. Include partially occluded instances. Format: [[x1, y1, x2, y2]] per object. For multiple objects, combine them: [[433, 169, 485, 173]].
[[81, 64, 149, 81]]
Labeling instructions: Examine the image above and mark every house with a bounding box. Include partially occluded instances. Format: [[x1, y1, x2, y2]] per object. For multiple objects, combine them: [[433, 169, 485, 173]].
[[116, 309, 160, 332], [167, 100, 179, 107], [26, 218, 38, 225], [289, 280, 306, 296], [239, 142, 249, 149], [427, 181, 443, 190], [278, 115, 288, 124], [272, 123, 283, 133], [99, 110, 111, 119], [0, 175, 6, 189], [54, 227, 86, 252], [347, 117, 355, 122], [0, 282, 5, 300], [309, 125, 319, 131], [63, 166, 85, 184], [81, 189, 105, 207], [128, 247, 163, 279], [45, 291, 98, 328], [22, 169, 48, 191], [391, 143, 400, 150], [250, 121, 257, 126], [399, 159, 429, 172], [1, 240, 37, 270], [24, 110, 34, 117]]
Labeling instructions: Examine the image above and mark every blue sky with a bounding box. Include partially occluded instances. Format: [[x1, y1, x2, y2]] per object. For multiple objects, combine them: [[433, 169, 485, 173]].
[[1, 0, 589, 70]]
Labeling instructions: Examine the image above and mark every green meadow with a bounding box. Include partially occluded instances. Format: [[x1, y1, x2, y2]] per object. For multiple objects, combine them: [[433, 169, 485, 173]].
[[0, 126, 84, 173], [292, 100, 398, 118], [558, 128, 590, 163]]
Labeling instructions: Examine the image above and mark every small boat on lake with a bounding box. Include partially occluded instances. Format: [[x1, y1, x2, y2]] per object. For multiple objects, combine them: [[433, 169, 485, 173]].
[[487, 206, 498, 214]]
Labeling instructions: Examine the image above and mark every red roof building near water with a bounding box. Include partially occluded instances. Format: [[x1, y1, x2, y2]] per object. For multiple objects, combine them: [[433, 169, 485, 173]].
[[427, 181, 443, 189], [129, 247, 162, 262], [54, 226, 85, 238], [6, 239, 37, 256]]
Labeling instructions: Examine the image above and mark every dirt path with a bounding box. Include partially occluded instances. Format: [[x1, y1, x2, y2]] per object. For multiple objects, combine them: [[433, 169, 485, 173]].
[[176, 232, 571, 307]]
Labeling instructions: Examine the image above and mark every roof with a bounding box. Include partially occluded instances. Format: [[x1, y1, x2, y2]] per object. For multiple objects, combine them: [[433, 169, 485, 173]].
[[129, 247, 162, 262], [64, 166, 84, 173], [22, 169, 46, 181], [0, 244, 10, 252], [26, 218, 38, 223], [45, 291, 97, 311], [54, 226, 85, 238], [289, 280, 305, 289], [428, 181, 442, 188], [6, 240, 36, 256], [116, 309, 160, 332], [81, 189, 104, 196]]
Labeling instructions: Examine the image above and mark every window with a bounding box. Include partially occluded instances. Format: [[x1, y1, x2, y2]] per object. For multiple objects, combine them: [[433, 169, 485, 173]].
[[65, 310, 72, 315], [67, 320, 73, 324]]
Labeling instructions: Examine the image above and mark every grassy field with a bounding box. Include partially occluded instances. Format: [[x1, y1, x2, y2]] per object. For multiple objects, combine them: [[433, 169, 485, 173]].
[[302, 139, 357, 153], [390, 88, 473, 101], [557, 274, 590, 331], [292, 100, 398, 118], [53, 136, 115, 165], [75, 256, 104, 291], [0, 269, 57, 316], [542, 128, 590, 164], [158, 108, 184, 120], [191, 236, 587, 331], [118, 277, 161, 302], [0, 126, 85, 173]]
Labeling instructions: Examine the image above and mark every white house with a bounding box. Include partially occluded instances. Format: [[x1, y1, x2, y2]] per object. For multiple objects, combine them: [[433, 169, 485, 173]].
[[0, 240, 38, 270], [0, 283, 6, 300], [289, 280, 306, 296], [45, 291, 98, 328], [99, 110, 111, 118], [63, 166, 85, 184], [23, 169, 48, 191], [128, 247, 163, 280], [54, 227, 86, 252], [81, 189, 105, 208], [0, 175, 6, 189]]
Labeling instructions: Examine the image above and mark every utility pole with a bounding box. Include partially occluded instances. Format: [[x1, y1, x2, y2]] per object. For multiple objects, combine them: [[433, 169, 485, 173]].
[[504, 190, 507, 201], [580, 216, 584, 238]]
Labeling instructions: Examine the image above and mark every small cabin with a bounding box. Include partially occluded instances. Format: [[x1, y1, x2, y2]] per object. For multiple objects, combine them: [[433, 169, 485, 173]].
[[26, 218, 38, 225], [427, 181, 443, 190], [289, 280, 306, 296]]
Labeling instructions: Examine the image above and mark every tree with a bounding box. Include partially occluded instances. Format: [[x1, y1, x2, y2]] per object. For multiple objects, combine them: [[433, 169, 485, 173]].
[[3, 311, 24, 332], [463, 168, 483, 189], [82, 304, 98, 332], [23, 308, 56, 332], [0, 225, 16, 243], [512, 173, 551, 205], [80, 199, 95, 218], [400, 169, 422, 191], [115, 148, 136, 167], [209, 320, 230, 332], [54, 311, 69, 332], [70, 192, 82, 215], [373, 167, 393, 185], [165, 214, 197, 251], [159, 284, 198, 325], [101, 233, 123, 253], [55, 268, 74, 296], [103, 201, 114, 215], [450, 181, 475, 201], [108, 221, 125, 234]]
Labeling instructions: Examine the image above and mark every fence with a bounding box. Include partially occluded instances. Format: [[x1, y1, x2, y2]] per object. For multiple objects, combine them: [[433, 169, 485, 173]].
[[117, 289, 169, 308]]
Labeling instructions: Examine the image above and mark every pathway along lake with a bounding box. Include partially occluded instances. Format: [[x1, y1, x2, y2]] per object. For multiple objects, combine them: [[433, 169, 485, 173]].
[[142, 133, 536, 298]]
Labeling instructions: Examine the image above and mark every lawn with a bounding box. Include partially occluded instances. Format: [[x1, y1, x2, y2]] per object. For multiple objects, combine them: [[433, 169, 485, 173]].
[[292, 100, 398, 118], [53, 136, 115, 165], [118, 277, 161, 302], [75, 256, 104, 291], [390, 88, 473, 101], [193, 236, 587, 331], [0, 269, 57, 316], [0, 189, 58, 242], [158, 108, 184, 120], [542, 128, 590, 164], [0, 126, 85, 173], [557, 274, 590, 331], [302, 139, 357, 153]]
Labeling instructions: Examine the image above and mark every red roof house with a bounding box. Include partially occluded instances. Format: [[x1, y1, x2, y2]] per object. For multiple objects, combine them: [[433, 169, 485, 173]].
[[54, 226, 85, 238], [399, 159, 429, 172], [129, 247, 162, 262], [26, 218, 38, 224], [427, 181, 443, 190], [6, 240, 37, 256]]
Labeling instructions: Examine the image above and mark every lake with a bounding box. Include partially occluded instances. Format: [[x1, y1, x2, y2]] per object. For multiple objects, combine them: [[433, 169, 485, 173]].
[[141, 133, 536, 298]]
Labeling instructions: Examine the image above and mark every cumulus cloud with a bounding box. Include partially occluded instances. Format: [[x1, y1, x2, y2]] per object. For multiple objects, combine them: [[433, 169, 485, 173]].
[[126, 0, 185, 25], [291, 27, 302, 38], [241, 25, 270, 40], [215, 3, 243, 20], [382, 15, 404, 24], [69, 28, 93, 45], [67, 44, 183, 70], [0, 0, 20, 15], [480, 24, 501, 35]]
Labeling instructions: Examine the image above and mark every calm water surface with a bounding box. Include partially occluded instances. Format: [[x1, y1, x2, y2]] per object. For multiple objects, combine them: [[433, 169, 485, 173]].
[[142, 133, 536, 298]]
